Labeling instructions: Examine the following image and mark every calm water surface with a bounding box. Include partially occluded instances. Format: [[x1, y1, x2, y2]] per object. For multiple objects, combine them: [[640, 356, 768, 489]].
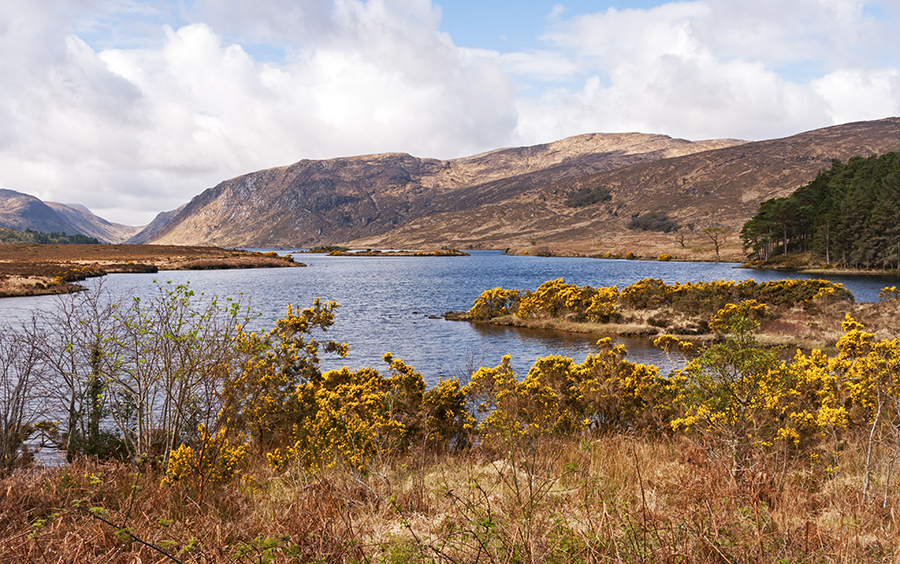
[[1, 251, 889, 386]]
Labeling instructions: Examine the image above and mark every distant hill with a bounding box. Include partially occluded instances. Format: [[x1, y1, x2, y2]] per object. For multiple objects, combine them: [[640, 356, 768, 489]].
[[0, 189, 75, 235], [133, 118, 900, 256], [0, 189, 141, 244], [46, 202, 142, 243], [135, 133, 742, 247], [126, 204, 187, 244], [348, 117, 900, 256]]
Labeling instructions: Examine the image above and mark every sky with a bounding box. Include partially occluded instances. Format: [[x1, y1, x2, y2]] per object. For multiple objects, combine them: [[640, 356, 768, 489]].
[[1, 0, 899, 226]]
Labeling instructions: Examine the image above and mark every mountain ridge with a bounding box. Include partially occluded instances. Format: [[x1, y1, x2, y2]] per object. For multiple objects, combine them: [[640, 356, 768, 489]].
[[0, 188, 143, 244], [138, 132, 744, 247], [6, 118, 900, 254], [46, 202, 142, 243], [346, 117, 900, 256]]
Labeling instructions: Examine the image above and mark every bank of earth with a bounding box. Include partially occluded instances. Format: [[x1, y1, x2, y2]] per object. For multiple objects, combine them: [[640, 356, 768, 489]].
[[0, 244, 302, 298]]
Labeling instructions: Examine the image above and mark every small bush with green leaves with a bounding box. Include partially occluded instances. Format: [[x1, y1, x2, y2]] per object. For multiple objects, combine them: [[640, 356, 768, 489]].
[[626, 211, 680, 233]]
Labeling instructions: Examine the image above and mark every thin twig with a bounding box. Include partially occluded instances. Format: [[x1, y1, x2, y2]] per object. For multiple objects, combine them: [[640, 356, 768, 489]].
[[78, 505, 183, 564]]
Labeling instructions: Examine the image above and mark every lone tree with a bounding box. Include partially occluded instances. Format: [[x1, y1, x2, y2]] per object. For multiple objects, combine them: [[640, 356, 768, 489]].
[[702, 225, 729, 261]]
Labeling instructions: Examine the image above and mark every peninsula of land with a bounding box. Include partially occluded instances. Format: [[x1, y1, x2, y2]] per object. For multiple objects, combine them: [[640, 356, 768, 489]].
[[0, 244, 302, 298]]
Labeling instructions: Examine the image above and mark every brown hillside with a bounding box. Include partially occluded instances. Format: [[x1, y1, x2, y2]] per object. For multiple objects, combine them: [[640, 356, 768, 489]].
[[46, 202, 142, 243], [141, 133, 741, 247], [0, 189, 79, 235], [350, 117, 900, 260]]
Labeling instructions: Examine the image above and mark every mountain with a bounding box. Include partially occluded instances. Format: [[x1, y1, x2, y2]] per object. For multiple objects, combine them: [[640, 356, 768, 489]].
[[136, 133, 743, 247], [347, 117, 900, 254], [131, 117, 900, 255], [0, 189, 77, 234], [126, 204, 187, 244], [46, 202, 142, 243], [0, 189, 140, 243]]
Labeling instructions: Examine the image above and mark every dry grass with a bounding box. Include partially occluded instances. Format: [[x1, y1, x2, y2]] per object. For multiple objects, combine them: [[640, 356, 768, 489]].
[[0, 244, 302, 297], [4, 434, 900, 563], [505, 229, 748, 263]]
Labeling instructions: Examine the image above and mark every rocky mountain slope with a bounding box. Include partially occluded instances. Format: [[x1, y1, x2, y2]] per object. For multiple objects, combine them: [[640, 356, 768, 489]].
[[0, 189, 141, 243], [46, 202, 142, 243], [138, 133, 742, 247], [138, 118, 900, 254], [127, 204, 187, 244], [348, 118, 900, 257]]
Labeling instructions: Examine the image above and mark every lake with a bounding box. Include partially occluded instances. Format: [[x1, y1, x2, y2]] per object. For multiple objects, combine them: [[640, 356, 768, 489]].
[[0, 251, 890, 386]]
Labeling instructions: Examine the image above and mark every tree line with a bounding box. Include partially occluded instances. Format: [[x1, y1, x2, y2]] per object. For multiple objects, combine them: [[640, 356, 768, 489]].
[[740, 152, 900, 268], [0, 227, 102, 244]]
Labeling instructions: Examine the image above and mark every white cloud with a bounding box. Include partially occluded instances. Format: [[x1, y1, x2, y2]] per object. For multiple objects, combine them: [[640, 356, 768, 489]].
[[813, 68, 900, 123], [497, 50, 580, 82], [0, 0, 516, 224], [509, 0, 900, 145]]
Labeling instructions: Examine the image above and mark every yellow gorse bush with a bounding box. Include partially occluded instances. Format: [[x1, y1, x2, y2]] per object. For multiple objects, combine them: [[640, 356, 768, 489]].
[[258, 348, 473, 473], [483, 278, 621, 323], [301, 366, 401, 472], [468, 339, 678, 447], [469, 287, 522, 320], [709, 300, 767, 333], [879, 285, 899, 302], [162, 424, 247, 503], [469, 277, 852, 323], [226, 299, 349, 450], [148, 281, 899, 498], [422, 377, 475, 450], [669, 301, 805, 468]]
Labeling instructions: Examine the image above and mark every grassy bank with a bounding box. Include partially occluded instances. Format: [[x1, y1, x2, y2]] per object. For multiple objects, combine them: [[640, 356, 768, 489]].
[[0, 244, 302, 297]]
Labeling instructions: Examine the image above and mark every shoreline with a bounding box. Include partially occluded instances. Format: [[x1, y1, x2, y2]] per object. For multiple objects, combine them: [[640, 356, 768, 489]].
[[0, 244, 304, 298], [313, 248, 470, 257], [494, 245, 900, 277], [451, 314, 841, 353]]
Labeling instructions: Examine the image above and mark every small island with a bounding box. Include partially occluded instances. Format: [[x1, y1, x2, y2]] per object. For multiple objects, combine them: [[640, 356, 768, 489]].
[[446, 277, 900, 350]]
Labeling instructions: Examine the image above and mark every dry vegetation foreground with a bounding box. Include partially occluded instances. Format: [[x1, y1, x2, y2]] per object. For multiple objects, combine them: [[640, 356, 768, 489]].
[[0, 244, 302, 297], [3, 436, 899, 563]]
